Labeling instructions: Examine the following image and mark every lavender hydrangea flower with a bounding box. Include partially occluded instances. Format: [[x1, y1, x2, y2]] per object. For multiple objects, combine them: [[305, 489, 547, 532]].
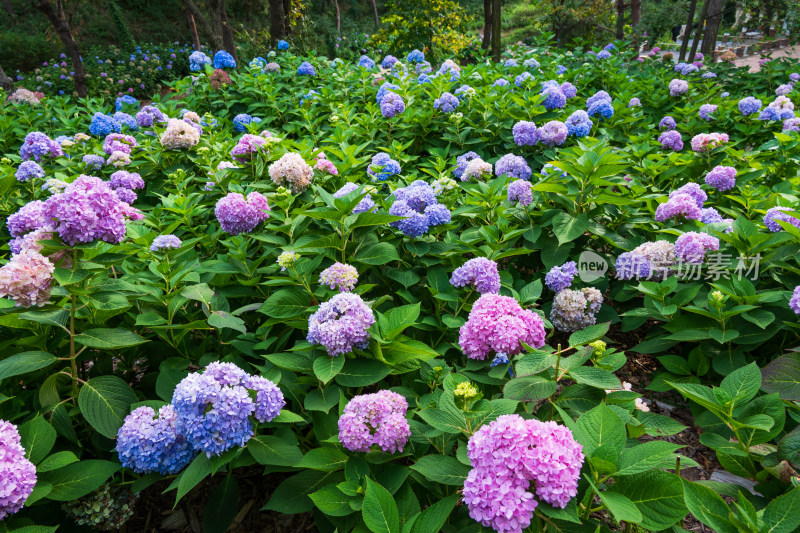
[[628, 97, 641, 107], [586, 90, 611, 109], [560, 82, 577, 99], [82, 154, 105, 171], [495, 154, 531, 180], [493, 78, 509, 88], [515, 71, 532, 86], [545, 261, 578, 292], [656, 193, 702, 222], [790, 286, 800, 316], [380, 92, 405, 118], [297, 61, 316, 75], [0, 420, 38, 520], [307, 293, 375, 356], [334, 182, 375, 214], [189, 51, 211, 71], [89, 113, 121, 136], [512, 121, 538, 146], [699, 104, 717, 120], [214, 192, 270, 235], [368, 152, 401, 181], [551, 287, 603, 332], [783, 118, 800, 132], [565, 110, 592, 137], [738, 96, 762, 116], [376, 82, 401, 104], [7, 200, 48, 237], [674, 231, 720, 264], [114, 187, 137, 204], [459, 294, 546, 359], [338, 390, 410, 453], [15, 161, 45, 182], [659, 116, 677, 130], [102, 133, 137, 155], [597, 49, 611, 59], [109, 170, 145, 190], [433, 92, 459, 113], [764, 207, 800, 232], [116, 405, 196, 474], [453, 151, 479, 179], [630, 241, 677, 280], [463, 415, 583, 533], [587, 100, 613, 119], [319, 262, 359, 292], [541, 85, 566, 110], [538, 121, 568, 147], [705, 166, 736, 191], [672, 183, 707, 207], [150, 234, 182, 252], [615, 252, 652, 280], [669, 79, 689, 96], [20, 131, 63, 162], [407, 49, 424, 63], [358, 55, 375, 69], [114, 112, 138, 131], [389, 181, 450, 237], [523, 58, 540, 69], [450, 257, 501, 294], [759, 107, 783, 121], [658, 130, 683, 151], [381, 55, 398, 69], [507, 179, 533, 207]]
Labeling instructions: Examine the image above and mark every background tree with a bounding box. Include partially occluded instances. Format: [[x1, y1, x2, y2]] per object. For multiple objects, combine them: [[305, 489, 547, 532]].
[[30, 0, 88, 97], [269, 0, 288, 44], [491, 0, 499, 61], [0, 63, 13, 91], [482, 0, 492, 49], [208, 0, 237, 61], [700, 0, 724, 56]]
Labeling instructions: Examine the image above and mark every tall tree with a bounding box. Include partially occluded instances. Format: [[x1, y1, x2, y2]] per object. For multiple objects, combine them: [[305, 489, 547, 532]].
[[183, 0, 223, 50], [31, 0, 88, 97], [482, 0, 492, 49], [0, 63, 13, 92], [688, 0, 710, 61], [700, 0, 723, 56], [333, 0, 341, 36], [369, 0, 379, 26], [491, 0, 500, 61], [679, 0, 698, 61], [269, 0, 288, 44], [208, 0, 237, 62], [616, 0, 626, 39]]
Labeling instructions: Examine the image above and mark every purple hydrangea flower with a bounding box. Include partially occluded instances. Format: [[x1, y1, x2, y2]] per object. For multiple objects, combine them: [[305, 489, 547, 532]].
[[495, 154, 532, 180], [454, 151, 479, 179], [450, 257, 501, 294], [381, 55, 398, 69], [6, 201, 48, 237], [380, 92, 405, 118], [433, 92, 459, 113], [116, 405, 196, 474], [659, 116, 677, 130], [699, 104, 718, 120], [151, 234, 182, 252], [20, 132, 63, 162], [560, 82, 577, 99], [669, 79, 689, 96], [674, 231, 720, 263], [508, 179, 533, 207], [565, 110, 592, 137], [672, 183, 707, 207], [389, 181, 449, 237], [319, 262, 359, 292], [790, 286, 800, 316], [358, 55, 375, 69], [541, 85, 566, 110], [136, 105, 167, 128], [15, 161, 45, 182], [368, 152, 401, 181], [629, 97, 641, 107], [512, 121, 538, 146], [545, 261, 578, 292], [765, 207, 800, 232], [214, 192, 271, 235], [783, 118, 800, 132], [615, 252, 652, 280], [586, 90, 611, 109], [334, 182, 375, 214], [705, 166, 736, 191], [109, 170, 145, 190], [738, 96, 762, 116], [338, 390, 410, 453], [376, 82, 401, 104], [538, 121, 569, 147], [655, 193, 702, 222], [658, 130, 683, 151], [307, 293, 375, 356], [0, 420, 38, 520]]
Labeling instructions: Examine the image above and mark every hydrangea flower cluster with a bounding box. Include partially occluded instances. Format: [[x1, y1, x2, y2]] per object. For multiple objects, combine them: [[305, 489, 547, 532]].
[[459, 294, 546, 360], [453, 151, 479, 180], [276, 251, 299, 271], [618, 241, 676, 280], [268, 152, 314, 193], [669, 79, 689, 96], [551, 287, 603, 332], [0, 249, 55, 307], [307, 293, 375, 356], [212, 50, 236, 69], [136, 105, 167, 128], [380, 92, 405, 118], [381, 55, 398, 69], [6, 88, 41, 105], [566, 110, 592, 137], [389, 180, 450, 237], [615, 251, 652, 280], [313, 152, 338, 175], [512, 121, 538, 146], [102, 133, 137, 155], [44, 175, 144, 245], [297, 61, 316, 76], [691, 132, 729, 152], [0, 420, 38, 520], [545, 261, 578, 292], [629, 97, 641, 107], [233, 113, 261, 133], [83, 154, 105, 170], [450, 257, 501, 294], [189, 51, 211, 71], [462, 415, 584, 533], [656, 189, 702, 222], [150, 234, 182, 252], [790, 286, 800, 316], [319, 262, 359, 292], [586, 90, 610, 109], [109, 171, 144, 191], [338, 390, 410, 453], [358, 55, 375, 69], [90, 113, 122, 136], [540, 82, 567, 110], [116, 405, 195, 474], [783, 117, 800, 132], [659, 116, 677, 130], [507, 179, 533, 207], [434, 92, 460, 113], [334, 182, 375, 214], [674, 231, 720, 263], [231, 133, 270, 163], [461, 158, 493, 181], [407, 49, 425, 63], [764, 207, 800, 232], [170, 362, 285, 457], [15, 161, 45, 182], [705, 165, 736, 191], [214, 192, 270, 235], [368, 152, 401, 181], [160, 119, 201, 150], [699, 104, 717, 121], [658, 130, 684, 151], [538, 121, 569, 147], [20, 131, 63, 162], [495, 154, 531, 180]]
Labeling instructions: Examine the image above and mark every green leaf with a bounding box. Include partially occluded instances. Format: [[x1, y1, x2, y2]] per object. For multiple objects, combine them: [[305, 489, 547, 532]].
[[503, 375, 558, 402], [552, 211, 590, 245], [335, 359, 390, 387], [409, 493, 459, 533], [761, 354, 800, 401], [172, 454, 211, 504], [39, 460, 121, 501], [296, 447, 349, 471], [720, 362, 761, 407], [568, 322, 610, 347], [271, 409, 305, 423], [416, 408, 466, 434], [258, 288, 310, 319], [180, 283, 214, 306], [616, 441, 683, 476], [681, 479, 737, 533], [314, 356, 345, 384], [37, 451, 79, 472], [263, 471, 344, 514], [409, 455, 470, 486], [599, 491, 643, 524], [763, 487, 800, 533], [74, 328, 149, 349], [204, 476, 240, 533], [52, 267, 89, 285], [19, 309, 69, 328], [208, 311, 247, 334], [381, 303, 420, 339], [355, 242, 400, 265], [0, 351, 58, 380], [247, 435, 302, 467], [568, 366, 621, 390], [309, 483, 354, 517], [305, 386, 341, 413], [574, 403, 626, 457], [19, 416, 57, 464], [609, 471, 687, 531], [77, 376, 138, 439], [362, 478, 400, 533]]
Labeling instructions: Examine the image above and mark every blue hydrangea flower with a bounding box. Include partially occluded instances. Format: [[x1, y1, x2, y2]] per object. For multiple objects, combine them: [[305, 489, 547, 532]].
[[433, 92, 459, 113], [495, 154, 531, 180], [358, 55, 375, 69], [117, 405, 196, 475], [376, 82, 401, 104], [115, 95, 139, 111], [114, 112, 138, 131], [587, 100, 614, 120], [493, 78, 510, 88], [541, 85, 566, 110], [297, 61, 316, 76], [454, 85, 475, 98], [381, 92, 405, 118], [277, 40, 289, 50], [453, 151, 479, 180], [596, 49, 611, 59], [417, 74, 432, 84], [545, 261, 578, 292], [738, 97, 762, 116], [407, 49, 425, 63], [523, 58, 540, 69], [89, 113, 121, 136], [504, 59, 518, 68], [389, 181, 449, 237], [381, 55, 398, 69], [249, 56, 267, 69], [189, 51, 211, 71], [368, 152, 401, 181], [15, 161, 45, 182], [565, 110, 592, 137], [213, 50, 236, 69], [299, 89, 319, 106], [556, 64, 567, 75], [233, 113, 261, 132], [515, 71, 533, 86]]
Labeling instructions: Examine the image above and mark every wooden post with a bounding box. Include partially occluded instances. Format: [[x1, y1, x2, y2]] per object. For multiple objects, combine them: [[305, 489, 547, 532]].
[[679, 0, 698, 61]]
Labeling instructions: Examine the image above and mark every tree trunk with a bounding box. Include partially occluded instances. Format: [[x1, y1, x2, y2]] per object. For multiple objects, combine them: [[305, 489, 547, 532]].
[[369, 0, 378, 26], [208, 0, 237, 63], [0, 63, 13, 92], [31, 0, 88, 97], [491, 0, 500, 62], [333, 0, 340, 36], [630, 0, 641, 53], [482, 0, 492, 49], [700, 0, 723, 56], [283, 0, 292, 35], [615, 0, 625, 40], [689, 0, 711, 61], [183, 0, 223, 50], [269, 0, 287, 44], [187, 11, 201, 51], [679, 0, 698, 61]]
